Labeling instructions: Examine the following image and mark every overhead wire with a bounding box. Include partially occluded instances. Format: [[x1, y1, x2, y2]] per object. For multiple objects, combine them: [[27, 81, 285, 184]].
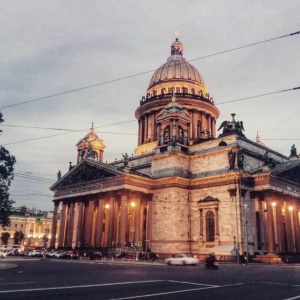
[[5, 31, 299, 209], [0, 31, 299, 110], [2, 86, 299, 146]]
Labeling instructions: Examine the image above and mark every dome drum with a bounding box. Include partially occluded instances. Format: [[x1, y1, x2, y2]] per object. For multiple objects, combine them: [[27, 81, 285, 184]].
[[134, 37, 220, 155], [139, 91, 213, 107]]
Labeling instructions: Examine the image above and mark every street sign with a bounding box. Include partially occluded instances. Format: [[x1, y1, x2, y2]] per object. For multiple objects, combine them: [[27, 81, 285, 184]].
[[131, 226, 135, 232], [138, 241, 142, 247], [233, 235, 237, 246]]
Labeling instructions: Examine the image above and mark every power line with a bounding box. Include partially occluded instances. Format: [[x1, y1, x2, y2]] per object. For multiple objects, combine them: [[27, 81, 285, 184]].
[[3, 130, 137, 146], [216, 86, 300, 105], [14, 172, 55, 183], [2, 86, 299, 146], [10, 193, 53, 197], [16, 171, 56, 179], [0, 31, 298, 110], [2, 120, 136, 132]]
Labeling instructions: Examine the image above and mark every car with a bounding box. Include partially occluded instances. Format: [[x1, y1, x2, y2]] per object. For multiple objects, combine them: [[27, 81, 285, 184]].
[[164, 254, 199, 266], [53, 251, 67, 258], [28, 250, 43, 257], [0, 251, 7, 259]]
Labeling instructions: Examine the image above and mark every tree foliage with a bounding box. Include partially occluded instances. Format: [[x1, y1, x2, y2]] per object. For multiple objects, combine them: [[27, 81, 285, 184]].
[[13, 230, 24, 245], [0, 111, 16, 227], [0, 232, 10, 245]]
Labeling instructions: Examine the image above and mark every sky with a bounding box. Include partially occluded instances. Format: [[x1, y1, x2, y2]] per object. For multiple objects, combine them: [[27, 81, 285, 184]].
[[0, 0, 299, 212]]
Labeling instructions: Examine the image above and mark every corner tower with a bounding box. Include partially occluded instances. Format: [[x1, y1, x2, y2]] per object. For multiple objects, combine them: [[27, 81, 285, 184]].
[[135, 36, 220, 155], [76, 124, 105, 163]]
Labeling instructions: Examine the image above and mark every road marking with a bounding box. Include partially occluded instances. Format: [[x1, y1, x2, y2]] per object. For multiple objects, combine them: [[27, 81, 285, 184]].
[[0, 280, 244, 295], [109, 283, 245, 300], [169, 280, 218, 287], [0, 280, 165, 294], [283, 296, 300, 300], [0, 282, 36, 286], [262, 281, 300, 287]]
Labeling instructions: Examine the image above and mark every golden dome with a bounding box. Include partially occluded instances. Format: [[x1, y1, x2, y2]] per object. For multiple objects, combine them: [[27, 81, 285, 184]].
[[147, 38, 206, 93], [76, 125, 105, 150]]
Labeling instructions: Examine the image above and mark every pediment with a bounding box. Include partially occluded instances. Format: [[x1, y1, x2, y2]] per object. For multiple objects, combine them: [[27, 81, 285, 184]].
[[51, 159, 122, 190], [156, 108, 191, 122], [197, 196, 220, 203], [271, 160, 300, 185]]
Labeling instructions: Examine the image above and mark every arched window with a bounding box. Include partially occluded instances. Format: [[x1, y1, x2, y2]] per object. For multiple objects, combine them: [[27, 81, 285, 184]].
[[206, 211, 215, 242]]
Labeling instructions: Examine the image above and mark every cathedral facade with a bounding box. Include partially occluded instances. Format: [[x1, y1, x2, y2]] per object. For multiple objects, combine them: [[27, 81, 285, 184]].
[[50, 37, 300, 258]]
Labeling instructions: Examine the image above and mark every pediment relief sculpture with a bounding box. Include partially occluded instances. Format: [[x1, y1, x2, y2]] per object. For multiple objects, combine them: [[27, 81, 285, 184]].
[[58, 163, 118, 188]]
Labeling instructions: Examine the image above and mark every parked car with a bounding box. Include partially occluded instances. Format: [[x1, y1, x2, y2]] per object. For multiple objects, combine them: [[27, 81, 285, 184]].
[[53, 251, 67, 258], [164, 254, 199, 266], [46, 250, 59, 258], [61, 251, 80, 259], [28, 250, 43, 257], [0, 251, 7, 259]]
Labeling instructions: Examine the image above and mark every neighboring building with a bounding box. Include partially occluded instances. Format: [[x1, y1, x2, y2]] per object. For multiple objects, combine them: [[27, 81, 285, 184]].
[[0, 206, 53, 249], [50, 37, 300, 257]]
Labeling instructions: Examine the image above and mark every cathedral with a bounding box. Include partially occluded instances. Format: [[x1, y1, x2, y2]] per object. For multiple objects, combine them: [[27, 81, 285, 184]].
[[50, 37, 300, 258]]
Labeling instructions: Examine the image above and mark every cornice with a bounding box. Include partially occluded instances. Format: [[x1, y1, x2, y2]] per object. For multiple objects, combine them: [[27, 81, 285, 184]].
[[149, 151, 188, 162], [135, 97, 219, 120], [190, 145, 239, 160]]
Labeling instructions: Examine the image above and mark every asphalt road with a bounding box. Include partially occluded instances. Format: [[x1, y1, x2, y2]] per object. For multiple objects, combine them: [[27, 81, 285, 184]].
[[0, 258, 299, 300]]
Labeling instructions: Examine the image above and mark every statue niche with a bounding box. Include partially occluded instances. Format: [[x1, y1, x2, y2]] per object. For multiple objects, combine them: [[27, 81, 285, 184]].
[[228, 150, 236, 170]]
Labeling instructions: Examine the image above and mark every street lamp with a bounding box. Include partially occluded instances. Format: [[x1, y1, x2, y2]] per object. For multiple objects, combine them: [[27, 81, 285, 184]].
[[145, 204, 149, 253], [243, 204, 249, 263]]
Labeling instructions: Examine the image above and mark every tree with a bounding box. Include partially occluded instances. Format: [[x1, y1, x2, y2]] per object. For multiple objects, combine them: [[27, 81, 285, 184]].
[[13, 230, 24, 245], [0, 232, 10, 245], [0, 111, 16, 227]]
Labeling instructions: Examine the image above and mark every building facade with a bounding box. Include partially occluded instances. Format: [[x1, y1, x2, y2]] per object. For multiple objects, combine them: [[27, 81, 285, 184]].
[[0, 206, 53, 249], [50, 37, 300, 257]]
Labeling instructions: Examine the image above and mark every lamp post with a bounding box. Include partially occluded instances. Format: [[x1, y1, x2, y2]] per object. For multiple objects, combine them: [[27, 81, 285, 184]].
[[145, 203, 149, 253], [243, 204, 249, 263]]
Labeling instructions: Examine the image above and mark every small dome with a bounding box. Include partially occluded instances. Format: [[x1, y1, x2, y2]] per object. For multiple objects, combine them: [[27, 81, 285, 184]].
[[219, 140, 227, 147], [84, 130, 100, 142], [76, 124, 105, 150]]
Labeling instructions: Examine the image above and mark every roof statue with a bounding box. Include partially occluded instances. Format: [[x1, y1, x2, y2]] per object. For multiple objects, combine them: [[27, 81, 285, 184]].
[[290, 144, 297, 156], [88, 145, 95, 158], [122, 153, 129, 167], [263, 150, 277, 168], [57, 170, 61, 181], [263, 151, 269, 165], [218, 113, 245, 138]]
